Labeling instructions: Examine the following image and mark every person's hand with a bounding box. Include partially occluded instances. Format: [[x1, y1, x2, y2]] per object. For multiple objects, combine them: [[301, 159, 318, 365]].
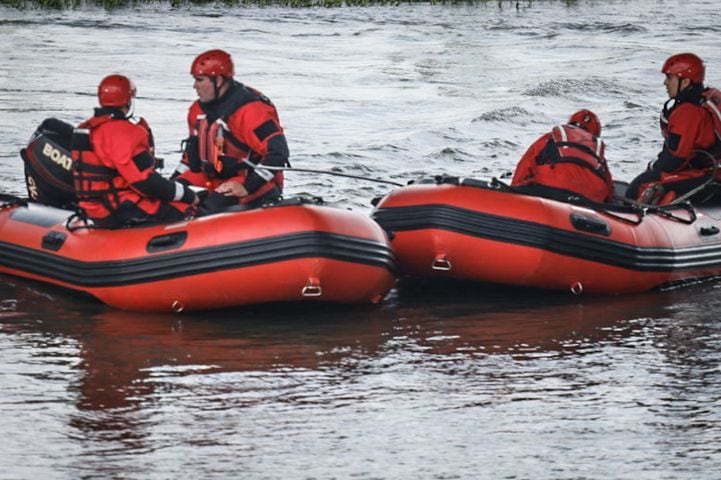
[[215, 180, 248, 197], [192, 192, 200, 207]]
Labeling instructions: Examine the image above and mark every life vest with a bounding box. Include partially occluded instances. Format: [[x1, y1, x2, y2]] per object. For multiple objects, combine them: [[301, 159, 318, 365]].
[[660, 98, 673, 139], [529, 125, 610, 202], [549, 125, 607, 177], [701, 87, 721, 142], [658, 88, 721, 175], [514, 125, 613, 202], [72, 113, 159, 220], [661, 86, 720, 149], [187, 83, 284, 203]]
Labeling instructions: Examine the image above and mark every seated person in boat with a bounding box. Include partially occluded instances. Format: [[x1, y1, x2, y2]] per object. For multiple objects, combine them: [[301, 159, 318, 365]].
[[72, 75, 199, 228], [171, 49, 289, 213], [511, 109, 614, 203], [625, 53, 721, 205]]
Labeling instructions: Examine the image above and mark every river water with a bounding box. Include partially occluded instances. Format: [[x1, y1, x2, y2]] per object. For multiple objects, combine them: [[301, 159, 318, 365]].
[[1, 1, 720, 478]]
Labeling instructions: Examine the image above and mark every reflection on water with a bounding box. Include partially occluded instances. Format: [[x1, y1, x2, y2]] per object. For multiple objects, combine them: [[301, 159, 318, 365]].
[[2, 274, 720, 477]]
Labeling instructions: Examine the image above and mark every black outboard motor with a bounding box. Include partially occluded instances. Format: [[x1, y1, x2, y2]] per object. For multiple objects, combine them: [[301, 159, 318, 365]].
[[20, 118, 77, 208]]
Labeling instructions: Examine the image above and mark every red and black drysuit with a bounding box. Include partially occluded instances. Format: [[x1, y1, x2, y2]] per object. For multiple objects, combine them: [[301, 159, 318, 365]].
[[72, 107, 197, 228], [511, 124, 613, 203], [173, 81, 288, 212], [626, 84, 721, 203]]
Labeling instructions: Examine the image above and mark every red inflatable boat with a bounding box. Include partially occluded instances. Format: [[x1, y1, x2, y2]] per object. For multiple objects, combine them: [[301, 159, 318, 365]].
[[372, 176, 721, 294], [0, 197, 396, 312]]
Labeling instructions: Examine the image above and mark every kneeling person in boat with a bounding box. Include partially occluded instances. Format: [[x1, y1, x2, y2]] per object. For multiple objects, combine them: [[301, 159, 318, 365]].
[[626, 53, 721, 205], [172, 49, 289, 213], [72, 74, 199, 228], [511, 109, 614, 203]]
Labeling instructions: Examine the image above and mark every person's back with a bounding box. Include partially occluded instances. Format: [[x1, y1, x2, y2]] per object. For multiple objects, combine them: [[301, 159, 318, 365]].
[[75, 112, 152, 221], [72, 74, 197, 228], [511, 109, 613, 203]]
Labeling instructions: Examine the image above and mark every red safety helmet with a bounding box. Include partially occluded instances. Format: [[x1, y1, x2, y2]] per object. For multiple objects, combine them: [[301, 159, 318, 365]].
[[97, 74, 136, 107], [568, 109, 601, 137], [191, 49, 234, 78], [662, 53, 705, 84]]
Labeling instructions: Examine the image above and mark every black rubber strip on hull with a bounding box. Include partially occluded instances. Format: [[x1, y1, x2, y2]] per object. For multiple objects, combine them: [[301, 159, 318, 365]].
[[373, 204, 721, 272], [0, 231, 397, 287]]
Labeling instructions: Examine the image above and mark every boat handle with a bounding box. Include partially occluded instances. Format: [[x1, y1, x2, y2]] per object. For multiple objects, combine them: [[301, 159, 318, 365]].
[[301, 277, 322, 297], [431, 254, 452, 271], [146, 231, 188, 253], [570, 213, 611, 236], [700, 225, 720, 236], [41, 231, 67, 251]]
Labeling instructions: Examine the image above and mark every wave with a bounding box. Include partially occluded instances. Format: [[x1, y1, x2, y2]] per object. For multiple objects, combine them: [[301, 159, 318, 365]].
[[523, 77, 626, 99]]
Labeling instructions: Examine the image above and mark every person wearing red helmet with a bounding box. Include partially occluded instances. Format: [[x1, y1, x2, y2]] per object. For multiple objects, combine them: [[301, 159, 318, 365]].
[[172, 49, 289, 212], [626, 53, 721, 204], [511, 109, 614, 203], [72, 74, 199, 228]]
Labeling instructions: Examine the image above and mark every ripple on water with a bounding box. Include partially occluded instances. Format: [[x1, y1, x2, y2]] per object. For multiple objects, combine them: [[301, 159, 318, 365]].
[[524, 77, 627, 99]]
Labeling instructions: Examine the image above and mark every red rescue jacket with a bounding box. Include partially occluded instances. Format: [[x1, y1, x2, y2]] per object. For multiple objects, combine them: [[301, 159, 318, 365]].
[[176, 82, 288, 204], [72, 110, 186, 221], [511, 124, 613, 203], [656, 85, 718, 173]]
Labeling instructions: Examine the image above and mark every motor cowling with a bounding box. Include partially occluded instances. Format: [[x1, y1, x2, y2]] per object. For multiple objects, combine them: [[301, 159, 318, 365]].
[[20, 117, 77, 208]]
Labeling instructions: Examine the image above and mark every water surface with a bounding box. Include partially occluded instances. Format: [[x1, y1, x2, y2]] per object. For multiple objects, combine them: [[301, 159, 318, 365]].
[[1, 1, 720, 478]]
